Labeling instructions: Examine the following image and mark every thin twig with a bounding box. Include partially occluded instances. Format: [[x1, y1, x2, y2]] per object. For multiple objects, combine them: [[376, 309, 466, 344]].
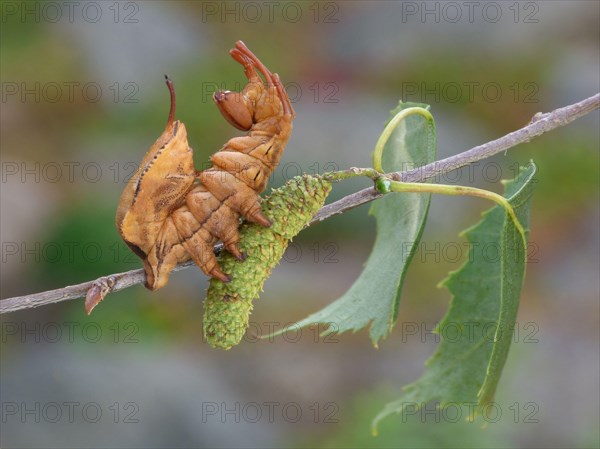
[[1, 93, 598, 314], [313, 93, 600, 222]]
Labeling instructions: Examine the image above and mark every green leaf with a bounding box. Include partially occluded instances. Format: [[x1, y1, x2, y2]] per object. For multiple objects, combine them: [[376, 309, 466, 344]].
[[372, 162, 537, 433], [279, 101, 436, 346]]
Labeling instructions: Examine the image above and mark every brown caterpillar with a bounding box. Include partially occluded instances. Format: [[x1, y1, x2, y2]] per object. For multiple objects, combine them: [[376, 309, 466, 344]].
[[116, 41, 294, 290]]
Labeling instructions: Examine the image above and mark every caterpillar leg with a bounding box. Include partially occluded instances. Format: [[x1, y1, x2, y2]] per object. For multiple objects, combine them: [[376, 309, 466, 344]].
[[200, 169, 271, 227], [186, 185, 247, 262], [244, 202, 272, 227], [143, 217, 190, 290], [229, 48, 261, 84], [171, 207, 231, 283], [234, 41, 275, 87], [234, 41, 294, 117], [185, 231, 231, 283], [273, 73, 295, 118]]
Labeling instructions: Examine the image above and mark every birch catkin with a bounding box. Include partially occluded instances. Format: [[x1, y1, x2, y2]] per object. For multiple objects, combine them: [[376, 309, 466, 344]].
[[203, 175, 332, 349]]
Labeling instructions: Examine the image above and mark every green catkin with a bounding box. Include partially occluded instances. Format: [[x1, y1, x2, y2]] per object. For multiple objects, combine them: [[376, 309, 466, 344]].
[[203, 175, 332, 349]]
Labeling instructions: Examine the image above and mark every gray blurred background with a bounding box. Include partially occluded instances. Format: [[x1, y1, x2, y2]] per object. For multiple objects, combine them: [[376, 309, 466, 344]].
[[1, 1, 598, 448]]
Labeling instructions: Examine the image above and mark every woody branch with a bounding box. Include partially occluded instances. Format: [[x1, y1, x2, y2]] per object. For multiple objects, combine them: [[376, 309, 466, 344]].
[[1, 92, 598, 314]]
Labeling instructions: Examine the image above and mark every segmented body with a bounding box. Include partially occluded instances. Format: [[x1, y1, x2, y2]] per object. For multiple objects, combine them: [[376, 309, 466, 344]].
[[116, 41, 294, 290]]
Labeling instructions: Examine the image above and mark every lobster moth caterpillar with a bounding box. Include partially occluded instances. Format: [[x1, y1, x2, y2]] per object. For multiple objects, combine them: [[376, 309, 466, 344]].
[[114, 41, 295, 293], [203, 175, 332, 350]]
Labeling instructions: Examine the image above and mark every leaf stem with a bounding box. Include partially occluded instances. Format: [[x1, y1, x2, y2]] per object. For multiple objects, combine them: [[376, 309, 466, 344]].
[[372, 106, 434, 173], [386, 180, 527, 247]]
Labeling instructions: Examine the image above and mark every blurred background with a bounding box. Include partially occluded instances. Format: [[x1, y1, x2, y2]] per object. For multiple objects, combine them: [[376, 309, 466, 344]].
[[1, 1, 598, 448]]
